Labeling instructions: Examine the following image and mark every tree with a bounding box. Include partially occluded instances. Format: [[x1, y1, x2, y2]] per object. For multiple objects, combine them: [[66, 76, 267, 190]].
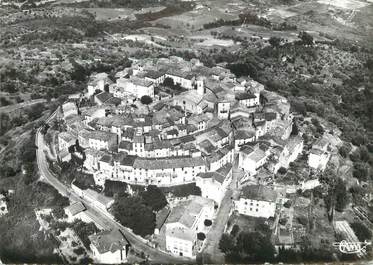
[[140, 185, 167, 211], [197, 232, 206, 241], [52, 206, 66, 219], [0, 165, 16, 179], [163, 77, 174, 87], [112, 195, 155, 237], [334, 178, 349, 212], [269, 37, 281, 48], [350, 222, 372, 241], [278, 167, 287, 175], [236, 231, 275, 262], [353, 162, 369, 182], [104, 83, 110, 93], [140, 95, 153, 105], [230, 224, 240, 237], [71, 220, 99, 249], [298, 31, 313, 45], [73, 247, 85, 256], [339, 143, 351, 158], [219, 233, 235, 253], [26, 103, 45, 121], [104, 180, 128, 197], [204, 219, 212, 227], [291, 121, 299, 135]]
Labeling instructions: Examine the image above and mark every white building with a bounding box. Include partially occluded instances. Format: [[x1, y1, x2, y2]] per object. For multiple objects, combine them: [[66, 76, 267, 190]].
[[196, 163, 233, 204], [235, 92, 259, 108], [87, 72, 112, 97], [79, 130, 118, 152], [301, 179, 321, 191], [144, 70, 165, 86], [165, 196, 215, 258], [58, 131, 76, 152], [82, 107, 106, 125], [234, 185, 277, 218], [234, 130, 256, 151], [89, 229, 129, 264], [62, 102, 78, 119], [115, 77, 154, 99], [238, 145, 269, 176], [206, 145, 234, 172], [172, 91, 204, 114], [308, 136, 331, 171]]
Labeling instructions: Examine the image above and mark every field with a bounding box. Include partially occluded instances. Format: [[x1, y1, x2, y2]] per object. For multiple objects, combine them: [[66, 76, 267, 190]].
[[84, 8, 135, 20], [84, 6, 166, 21], [317, 0, 369, 9]]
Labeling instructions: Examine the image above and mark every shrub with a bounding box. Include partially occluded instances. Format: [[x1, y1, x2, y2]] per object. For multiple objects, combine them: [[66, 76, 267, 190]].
[[197, 232, 206, 241], [140, 95, 153, 105], [73, 247, 85, 256], [297, 216, 308, 226], [204, 219, 212, 227], [283, 200, 292, 208], [230, 224, 240, 237], [278, 167, 287, 175], [350, 222, 372, 241]]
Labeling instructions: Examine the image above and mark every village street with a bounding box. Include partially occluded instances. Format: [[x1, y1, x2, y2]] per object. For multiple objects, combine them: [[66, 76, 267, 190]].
[[201, 158, 244, 263]]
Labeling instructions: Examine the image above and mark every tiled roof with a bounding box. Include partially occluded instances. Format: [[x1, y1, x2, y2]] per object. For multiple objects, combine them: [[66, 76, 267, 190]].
[[64, 202, 86, 216], [95, 92, 113, 103], [240, 185, 277, 202], [235, 92, 256, 100], [133, 156, 205, 170]]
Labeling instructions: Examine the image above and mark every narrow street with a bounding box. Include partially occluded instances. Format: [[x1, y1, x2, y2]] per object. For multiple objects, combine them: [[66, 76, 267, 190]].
[[201, 160, 244, 263]]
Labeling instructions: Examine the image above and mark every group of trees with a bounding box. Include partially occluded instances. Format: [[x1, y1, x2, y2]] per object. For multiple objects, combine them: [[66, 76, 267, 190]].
[[323, 176, 349, 219], [219, 224, 275, 263], [112, 194, 156, 237], [70, 220, 99, 249], [0, 103, 46, 137], [111, 185, 167, 237], [350, 222, 372, 242]]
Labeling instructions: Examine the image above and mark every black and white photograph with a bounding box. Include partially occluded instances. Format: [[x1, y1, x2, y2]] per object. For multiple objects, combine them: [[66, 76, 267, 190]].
[[0, 0, 372, 263]]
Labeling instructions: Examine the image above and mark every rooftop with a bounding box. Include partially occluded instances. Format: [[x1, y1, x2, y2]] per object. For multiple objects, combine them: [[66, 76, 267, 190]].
[[235, 92, 257, 100], [64, 202, 86, 216], [166, 195, 214, 229], [133, 156, 205, 170], [95, 92, 113, 103], [240, 185, 277, 202]]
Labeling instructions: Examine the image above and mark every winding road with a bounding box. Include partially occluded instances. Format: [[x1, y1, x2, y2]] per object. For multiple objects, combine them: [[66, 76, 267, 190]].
[[35, 109, 192, 263]]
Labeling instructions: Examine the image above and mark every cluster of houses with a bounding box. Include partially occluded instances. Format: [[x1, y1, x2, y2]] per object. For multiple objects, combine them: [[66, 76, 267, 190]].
[[53, 56, 332, 261]]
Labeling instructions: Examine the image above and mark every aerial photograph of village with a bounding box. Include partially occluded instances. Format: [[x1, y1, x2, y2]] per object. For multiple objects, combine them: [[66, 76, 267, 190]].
[[0, 0, 372, 263]]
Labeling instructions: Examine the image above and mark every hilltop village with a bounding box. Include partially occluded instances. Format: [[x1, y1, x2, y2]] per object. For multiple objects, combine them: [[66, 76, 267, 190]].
[[48, 55, 339, 261]]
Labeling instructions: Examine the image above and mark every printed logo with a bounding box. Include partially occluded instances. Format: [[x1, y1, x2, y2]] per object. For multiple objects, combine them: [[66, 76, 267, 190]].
[[333, 240, 371, 254]]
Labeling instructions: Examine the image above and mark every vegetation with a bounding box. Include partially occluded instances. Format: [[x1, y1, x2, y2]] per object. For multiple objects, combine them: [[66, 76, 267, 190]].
[[0, 179, 68, 263], [70, 220, 99, 249], [350, 222, 372, 242], [111, 194, 155, 237], [219, 223, 275, 263], [103, 180, 128, 197], [140, 95, 153, 105], [140, 185, 167, 211]]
